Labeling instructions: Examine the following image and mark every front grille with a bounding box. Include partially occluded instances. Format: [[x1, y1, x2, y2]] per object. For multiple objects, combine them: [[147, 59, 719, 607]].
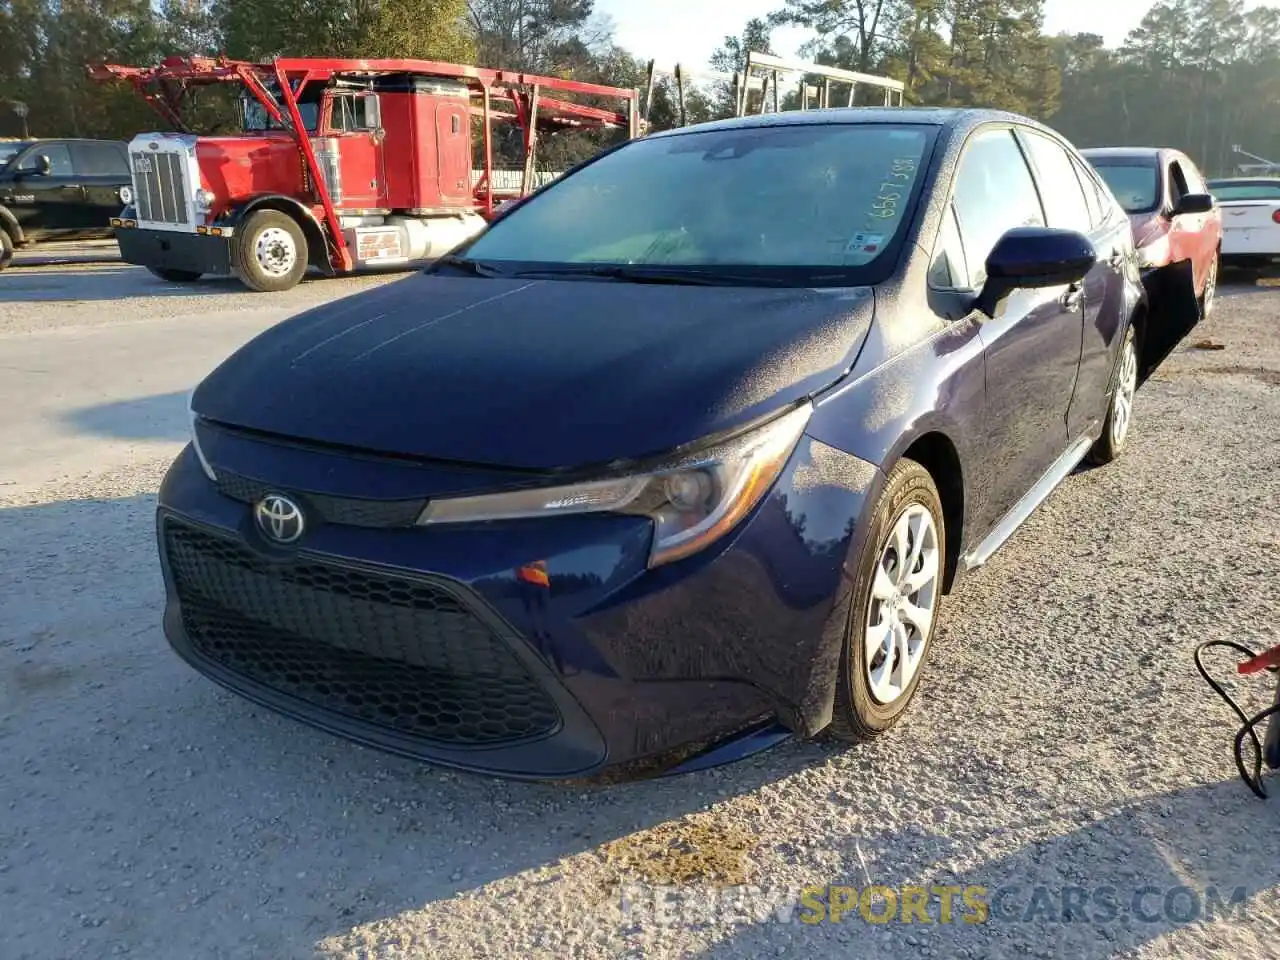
[[215, 472, 427, 529], [132, 150, 190, 225], [163, 520, 561, 746]]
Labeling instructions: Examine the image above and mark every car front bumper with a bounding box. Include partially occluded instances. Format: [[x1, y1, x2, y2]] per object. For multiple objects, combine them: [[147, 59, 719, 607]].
[[155, 425, 883, 780]]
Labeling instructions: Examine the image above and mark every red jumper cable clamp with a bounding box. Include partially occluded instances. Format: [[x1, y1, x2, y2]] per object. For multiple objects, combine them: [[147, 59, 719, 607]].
[[1194, 639, 1280, 799]]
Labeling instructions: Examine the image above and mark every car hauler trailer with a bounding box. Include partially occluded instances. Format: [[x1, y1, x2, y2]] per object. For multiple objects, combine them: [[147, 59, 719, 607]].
[[640, 51, 906, 131], [87, 56, 641, 292]]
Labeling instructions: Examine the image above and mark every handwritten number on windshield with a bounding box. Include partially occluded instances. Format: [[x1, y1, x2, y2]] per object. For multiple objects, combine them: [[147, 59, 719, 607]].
[[866, 157, 918, 224]]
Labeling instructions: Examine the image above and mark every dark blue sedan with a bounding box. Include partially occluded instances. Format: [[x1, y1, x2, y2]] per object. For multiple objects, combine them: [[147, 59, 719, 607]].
[[161, 108, 1146, 780]]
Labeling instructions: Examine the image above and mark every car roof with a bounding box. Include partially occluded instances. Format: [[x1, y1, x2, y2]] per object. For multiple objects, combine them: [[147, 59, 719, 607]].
[[644, 106, 1066, 142]]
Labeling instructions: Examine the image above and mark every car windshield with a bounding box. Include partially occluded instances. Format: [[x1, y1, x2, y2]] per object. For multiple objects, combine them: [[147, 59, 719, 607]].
[[1208, 181, 1280, 201], [460, 122, 938, 286], [1089, 161, 1160, 214]]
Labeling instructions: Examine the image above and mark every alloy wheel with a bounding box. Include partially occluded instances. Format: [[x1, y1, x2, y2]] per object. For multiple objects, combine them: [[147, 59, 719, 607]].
[[1111, 333, 1138, 449], [1202, 256, 1218, 317], [865, 503, 940, 705]]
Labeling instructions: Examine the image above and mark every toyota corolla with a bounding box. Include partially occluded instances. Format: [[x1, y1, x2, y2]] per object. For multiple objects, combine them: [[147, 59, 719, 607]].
[[160, 108, 1146, 780]]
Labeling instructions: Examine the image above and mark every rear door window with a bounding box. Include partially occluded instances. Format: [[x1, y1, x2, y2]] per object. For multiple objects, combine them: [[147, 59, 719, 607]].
[[1020, 130, 1093, 234], [70, 142, 129, 176]]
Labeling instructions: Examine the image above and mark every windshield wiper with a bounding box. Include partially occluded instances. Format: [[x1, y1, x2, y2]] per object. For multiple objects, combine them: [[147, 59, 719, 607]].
[[511, 264, 789, 286], [430, 254, 507, 278]]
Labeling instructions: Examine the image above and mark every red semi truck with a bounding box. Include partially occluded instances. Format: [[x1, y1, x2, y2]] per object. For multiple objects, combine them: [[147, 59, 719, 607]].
[[87, 56, 641, 292]]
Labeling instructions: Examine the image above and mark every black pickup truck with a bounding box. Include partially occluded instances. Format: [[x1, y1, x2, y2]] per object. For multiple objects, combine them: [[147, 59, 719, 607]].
[[0, 138, 132, 269]]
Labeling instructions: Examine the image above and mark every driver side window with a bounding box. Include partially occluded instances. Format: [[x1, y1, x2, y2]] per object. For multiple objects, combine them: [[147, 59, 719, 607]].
[[950, 128, 1045, 288], [18, 143, 73, 176]]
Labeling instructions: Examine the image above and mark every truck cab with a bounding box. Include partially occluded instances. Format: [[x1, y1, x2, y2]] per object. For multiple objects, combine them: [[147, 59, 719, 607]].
[[91, 55, 640, 292]]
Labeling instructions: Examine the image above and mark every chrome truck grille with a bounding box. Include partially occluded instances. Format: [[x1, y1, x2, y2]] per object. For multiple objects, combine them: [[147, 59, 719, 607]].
[[130, 148, 191, 225]]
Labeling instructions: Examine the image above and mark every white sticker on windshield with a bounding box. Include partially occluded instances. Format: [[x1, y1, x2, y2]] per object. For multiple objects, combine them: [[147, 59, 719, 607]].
[[844, 233, 885, 254]]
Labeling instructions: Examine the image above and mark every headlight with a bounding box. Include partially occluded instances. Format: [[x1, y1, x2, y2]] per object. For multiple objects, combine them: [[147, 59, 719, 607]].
[[118, 185, 133, 205], [418, 403, 813, 567], [187, 393, 218, 482], [194, 189, 216, 210]]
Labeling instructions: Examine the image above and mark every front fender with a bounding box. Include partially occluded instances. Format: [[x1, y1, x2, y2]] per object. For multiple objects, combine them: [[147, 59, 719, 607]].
[[223, 195, 332, 273]]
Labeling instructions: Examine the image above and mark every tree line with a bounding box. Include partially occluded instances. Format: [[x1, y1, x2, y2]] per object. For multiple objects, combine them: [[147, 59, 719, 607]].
[[1, 0, 1277, 176]]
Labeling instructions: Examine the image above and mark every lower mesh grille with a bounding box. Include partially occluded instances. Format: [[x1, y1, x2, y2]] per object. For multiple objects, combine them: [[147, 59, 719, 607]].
[[163, 520, 560, 746]]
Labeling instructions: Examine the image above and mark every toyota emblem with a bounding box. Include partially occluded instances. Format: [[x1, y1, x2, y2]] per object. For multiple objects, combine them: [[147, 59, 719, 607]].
[[254, 494, 305, 544]]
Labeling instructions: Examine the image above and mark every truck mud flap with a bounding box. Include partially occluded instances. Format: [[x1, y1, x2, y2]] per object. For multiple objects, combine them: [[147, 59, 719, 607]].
[[1138, 261, 1200, 381], [116, 229, 232, 277]]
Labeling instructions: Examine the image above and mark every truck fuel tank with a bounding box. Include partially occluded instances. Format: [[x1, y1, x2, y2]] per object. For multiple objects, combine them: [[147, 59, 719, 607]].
[[343, 213, 487, 267]]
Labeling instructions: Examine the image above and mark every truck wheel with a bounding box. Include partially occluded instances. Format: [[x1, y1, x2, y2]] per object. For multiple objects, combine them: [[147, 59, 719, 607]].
[[232, 210, 308, 292], [147, 267, 203, 283], [0, 228, 13, 271]]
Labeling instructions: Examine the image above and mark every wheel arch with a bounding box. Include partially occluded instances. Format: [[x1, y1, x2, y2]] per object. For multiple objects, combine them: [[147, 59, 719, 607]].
[[0, 204, 24, 246], [884, 426, 966, 595], [228, 196, 332, 274]]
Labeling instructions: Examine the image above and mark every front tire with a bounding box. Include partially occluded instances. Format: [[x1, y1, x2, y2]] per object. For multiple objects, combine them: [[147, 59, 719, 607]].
[[147, 266, 202, 283], [1199, 251, 1219, 319], [232, 210, 308, 292], [827, 459, 946, 743], [1086, 323, 1138, 466], [0, 228, 13, 271]]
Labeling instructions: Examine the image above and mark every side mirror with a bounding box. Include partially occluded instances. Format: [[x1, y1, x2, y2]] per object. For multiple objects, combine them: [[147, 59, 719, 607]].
[[22, 154, 54, 177], [976, 226, 1096, 317], [1172, 192, 1214, 216]]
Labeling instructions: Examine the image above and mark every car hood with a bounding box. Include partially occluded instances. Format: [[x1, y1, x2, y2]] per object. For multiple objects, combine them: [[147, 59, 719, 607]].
[[192, 273, 876, 471]]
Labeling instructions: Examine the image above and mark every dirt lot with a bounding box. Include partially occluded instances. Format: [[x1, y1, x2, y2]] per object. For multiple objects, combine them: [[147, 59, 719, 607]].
[[1, 259, 1278, 959]]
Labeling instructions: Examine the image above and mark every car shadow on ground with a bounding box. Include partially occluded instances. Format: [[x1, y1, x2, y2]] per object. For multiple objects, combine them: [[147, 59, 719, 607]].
[[699, 777, 1280, 958], [1, 263, 415, 304], [62, 390, 192, 444], [3, 491, 1277, 958], [0, 265, 245, 302]]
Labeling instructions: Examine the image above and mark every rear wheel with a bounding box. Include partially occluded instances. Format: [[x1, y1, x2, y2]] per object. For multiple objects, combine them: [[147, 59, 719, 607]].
[[232, 210, 308, 292], [827, 459, 945, 742], [147, 266, 202, 283], [0, 227, 13, 271], [1087, 323, 1138, 466]]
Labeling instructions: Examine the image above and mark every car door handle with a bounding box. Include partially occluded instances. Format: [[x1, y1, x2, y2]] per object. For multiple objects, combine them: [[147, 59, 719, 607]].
[[61, 184, 83, 191], [1062, 284, 1084, 311]]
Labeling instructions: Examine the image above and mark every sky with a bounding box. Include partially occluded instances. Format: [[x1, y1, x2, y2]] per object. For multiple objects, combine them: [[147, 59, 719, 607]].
[[596, 0, 1280, 70]]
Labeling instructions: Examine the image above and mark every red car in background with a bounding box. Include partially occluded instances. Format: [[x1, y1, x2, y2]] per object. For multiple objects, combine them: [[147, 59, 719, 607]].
[[1082, 147, 1221, 372]]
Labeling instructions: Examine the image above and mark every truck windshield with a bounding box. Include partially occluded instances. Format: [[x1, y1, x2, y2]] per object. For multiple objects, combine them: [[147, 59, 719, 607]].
[[461, 122, 938, 287], [242, 94, 319, 133], [1090, 161, 1160, 214]]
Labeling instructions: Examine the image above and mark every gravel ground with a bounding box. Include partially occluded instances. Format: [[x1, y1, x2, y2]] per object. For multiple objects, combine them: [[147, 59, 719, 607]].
[[1, 263, 1278, 959]]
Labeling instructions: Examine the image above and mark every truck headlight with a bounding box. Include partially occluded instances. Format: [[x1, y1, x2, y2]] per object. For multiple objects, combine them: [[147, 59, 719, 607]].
[[187, 393, 218, 482], [417, 403, 812, 568], [119, 185, 133, 205], [194, 189, 216, 211]]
